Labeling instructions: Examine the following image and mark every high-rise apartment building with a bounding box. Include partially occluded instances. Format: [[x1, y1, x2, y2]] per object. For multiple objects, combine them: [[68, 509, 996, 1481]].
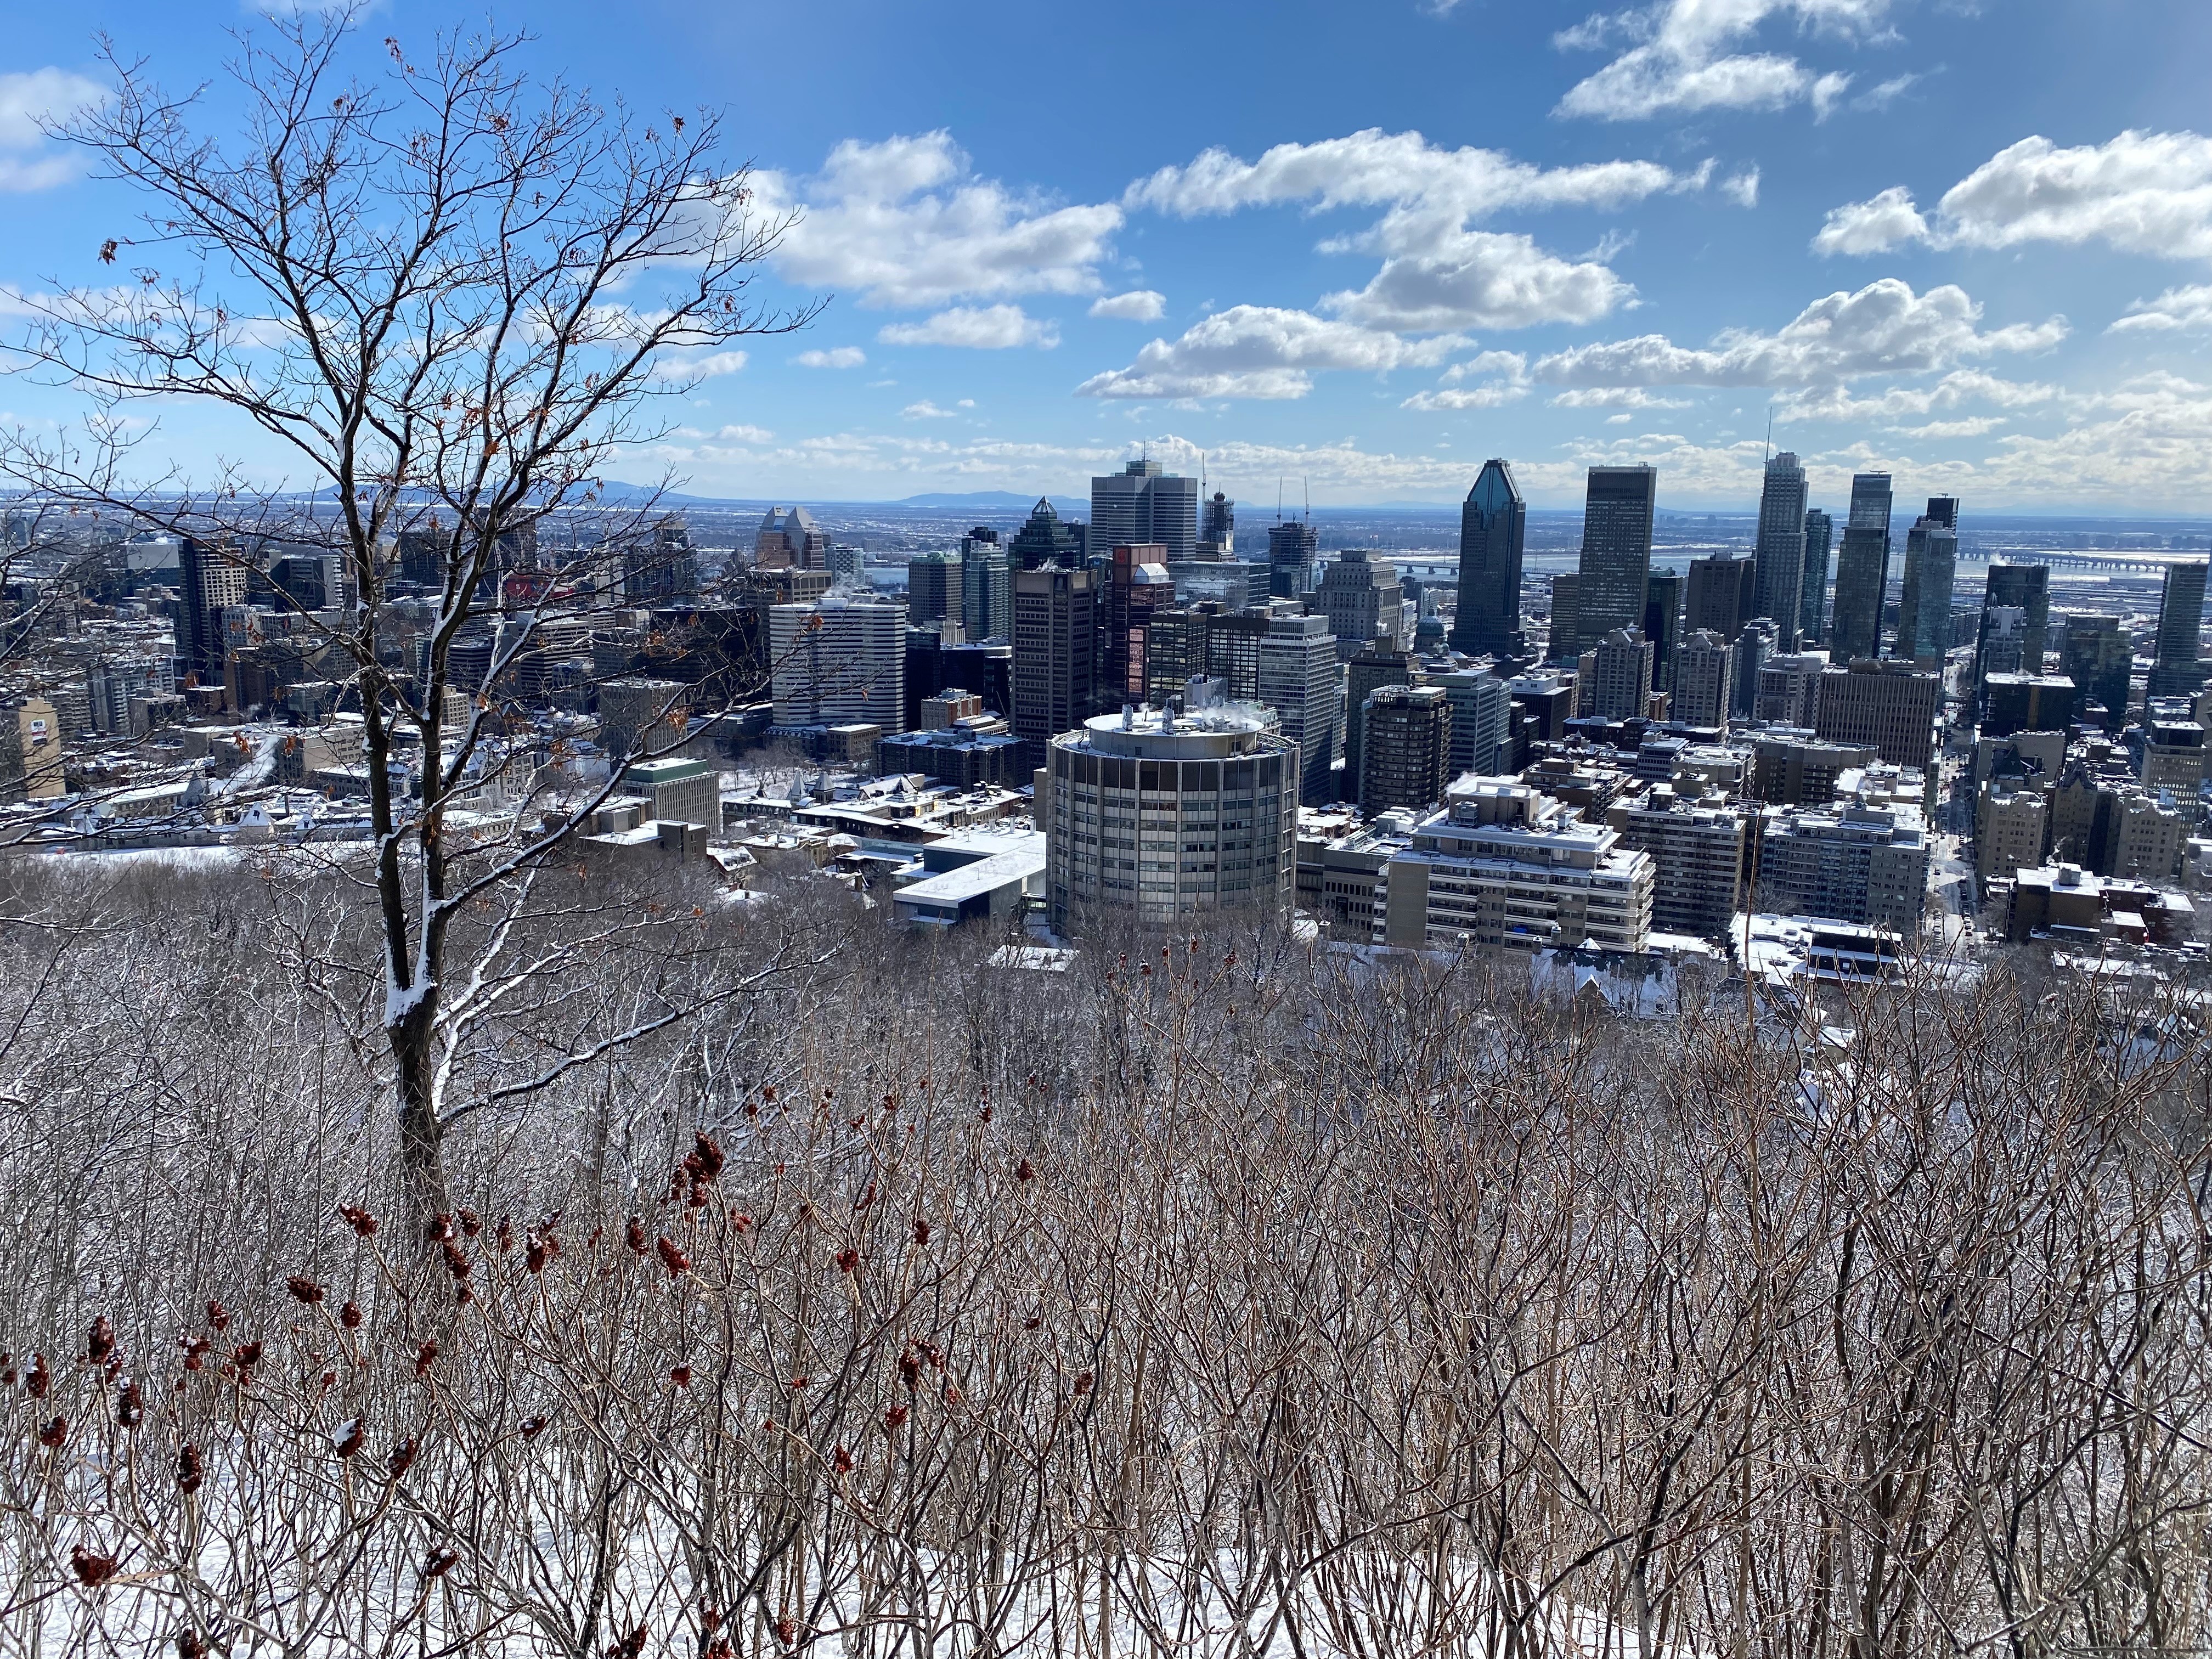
[[767, 592, 907, 732], [1431, 668, 1512, 779], [1731, 618, 1780, 719], [1009, 497, 1082, 571], [958, 529, 1012, 644], [1754, 650, 1828, 727], [1378, 778, 1654, 954], [1753, 802, 1930, 933], [1341, 645, 1418, 802], [1643, 570, 1683, 692], [1608, 785, 1746, 939], [1750, 452, 1809, 646], [1257, 612, 1340, 805], [1359, 684, 1453, 817], [1045, 704, 1297, 929], [1826, 472, 1894, 664], [906, 552, 961, 629], [1316, 550, 1406, 661], [1799, 508, 1835, 644], [1450, 458, 1527, 659], [1750, 733, 1877, 805], [1266, 519, 1319, 600], [1813, 659, 1940, 769], [175, 537, 249, 687], [1588, 627, 1656, 720], [2061, 614, 2132, 730], [1011, 566, 1099, 764], [1895, 498, 1960, 665], [1685, 554, 1756, 642], [1672, 629, 1732, 727], [2148, 559, 2209, 698], [1090, 460, 1199, 563], [1547, 573, 1580, 664], [1573, 465, 1658, 654]]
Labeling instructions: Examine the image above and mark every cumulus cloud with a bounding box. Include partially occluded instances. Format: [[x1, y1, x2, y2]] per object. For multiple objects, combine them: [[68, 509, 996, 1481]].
[[1534, 279, 2066, 394], [1090, 290, 1166, 321], [0, 68, 104, 191], [1722, 166, 1761, 209], [752, 132, 1120, 309], [1402, 350, 1532, 411], [650, 349, 747, 386], [793, 346, 866, 368], [1815, 131, 2212, 259], [2110, 284, 2212, 334], [878, 304, 1059, 350], [1548, 386, 1695, 409], [1553, 0, 1896, 122], [1776, 368, 2063, 422], [1075, 306, 1470, 401], [1125, 128, 1700, 332], [901, 400, 957, 419]]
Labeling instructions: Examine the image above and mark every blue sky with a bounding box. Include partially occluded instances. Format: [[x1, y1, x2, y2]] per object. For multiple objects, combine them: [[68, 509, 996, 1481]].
[[5, 0, 2212, 511]]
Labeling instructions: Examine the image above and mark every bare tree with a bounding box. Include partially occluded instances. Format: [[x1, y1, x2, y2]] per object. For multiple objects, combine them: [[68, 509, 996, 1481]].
[[1, 9, 821, 1218]]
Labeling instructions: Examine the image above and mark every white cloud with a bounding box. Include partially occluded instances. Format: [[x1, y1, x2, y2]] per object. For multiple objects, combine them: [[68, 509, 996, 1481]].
[[1090, 289, 1166, 321], [1815, 131, 2212, 259], [1535, 279, 2066, 392], [1722, 166, 1761, 209], [793, 346, 867, 369], [0, 68, 105, 191], [713, 424, 775, 443], [1891, 416, 2006, 439], [901, 400, 957, 419], [1811, 185, 1929, 255], [1403, 350, 1532, 411], [1548, 386, 1695, 409], [1852, 71, 1922, 111], [1075, 305, 1469, 401], [650, 349, 748, 386], [752, 132, 1120, 310], [878, 304, 1059, 350], [1553, 0, 1897, 122], [2110, 284, 2212, 334], [1777, 368, 2062, 422], [1325, 229, 1633, 332]]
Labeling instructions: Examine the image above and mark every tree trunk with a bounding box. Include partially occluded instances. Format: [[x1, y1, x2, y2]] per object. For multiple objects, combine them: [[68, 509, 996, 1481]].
[[391, 1004, 450, 1227]]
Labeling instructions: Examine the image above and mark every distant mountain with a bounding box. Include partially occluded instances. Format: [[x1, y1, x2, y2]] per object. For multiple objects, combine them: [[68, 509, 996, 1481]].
[[896, 490, 1088, 517]]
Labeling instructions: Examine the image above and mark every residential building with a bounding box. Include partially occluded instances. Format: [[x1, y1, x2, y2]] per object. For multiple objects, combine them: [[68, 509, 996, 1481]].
[[1750, 452, 1808, 646], [1732, 619, 1779, 720], [2004, 863, 2195, 948], [1432, 667, 1511, 778], [0, 696, 63, 803], [1673, 630, 1731, 727], [176, 537, 249, 686], [1686, 553, 1756, 642], [1755, 650, 1829, 727], [1572, 465, 1658, 654], [1090, 460, 1199, 563], [874, 724, 1030, 790], [1449, 458, 1528, 659], [1608, 784, 1746, 939], [1799, 507, 1835, 644], [2110, 790, 2189, 882], [1011, 566, 1100, 765], [1044, 703, 1299, 929], [1378, 778, 1655, 954], [1587, 627, 1656, 720], [1342, 645, 1418, 800], [1316, 550, 1406, 661], [1814, 659, 1940, 769], [768, 592, 908, 734], [1976, 777, 2050, 883], [1750, 733, 1877, 806], [1754, 802, 1931, 933], [1826, 472, 1894, 664], [1257, 612, 1340, 805], [2148, 559, 2209, 698], [1895, 498, 1960, 665], [1359, 684, 1452, 816]]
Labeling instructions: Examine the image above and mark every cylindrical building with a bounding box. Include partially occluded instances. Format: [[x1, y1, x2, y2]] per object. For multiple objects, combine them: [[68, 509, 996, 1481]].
[[1045, 705, 1298, 932]]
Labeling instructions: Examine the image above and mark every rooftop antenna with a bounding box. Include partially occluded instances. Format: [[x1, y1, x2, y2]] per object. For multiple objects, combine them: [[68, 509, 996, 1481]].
[[1277, 478, 1284, 521], [1302, 477, 1310, 523], [1765, 409, 1773, 461]]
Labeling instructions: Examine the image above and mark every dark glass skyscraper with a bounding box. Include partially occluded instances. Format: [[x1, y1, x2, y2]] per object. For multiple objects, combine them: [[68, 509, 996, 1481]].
[[1266, 520, 1319, 600], [1643, 569, 1684, 693], [2148, 559, 2209, 697], [1749, 452, 1808, 646], [1573, 465, 1657, 656], [1009, 497, 1082, 571], [1826, 472, 1894, 663], [1897, 496, 1961, 664], [1449, 458, 1527, 660], [1978, 561, 2051, 693], [1799, 508, 1833, 644]]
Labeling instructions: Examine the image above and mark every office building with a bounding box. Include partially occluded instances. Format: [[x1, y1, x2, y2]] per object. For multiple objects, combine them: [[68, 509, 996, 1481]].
[[2148, 559, 2209, 697], [1978, 562, 2052, 691], [1826, 472, 1894, 664], [1450, 458, 1528, 659], [1750, 452, 1808, 646], [1983, 672, 2076, 738], [1201, 490, 1235, 552], [1753, 802, 1930, 933], [1011, 566, 1100, 764], [1547, 573, 1580, 664], [1587, 628, 1656, 721], [1799, 508, 1834, 644], [1090, 460, 1199, 564], [621, 518, 699, 604], [1359, 684, 1453, 816], [619, 755, 720, 832], [1102, 544, 1175, 704], [1378, 778, 1654, 954], [1686, 554, 1756, 643], [88, 658, 173, 733], [959, 529, 1012, 643], [1009, 497, 1083, 572], [1316, 550, 1406, 661], [1813, 659, 1940, 769], [175, 537, 249, 687], [1732, 619, 1780, 720], [1750, 733, 1877, 806], [1642, 570, 1683, 692], [1164, 555, 1272, 612], [1342, 645, 1419, 802], [2061, 614, 2132, 730], [875, 724, 1029, 790], [1266, 519, 1319, 600], [1755, 650, 1829, 728], [1609, 785, 1747, 939], [1432, 668, 1512, 779], [1573, 465, 1658, 654], [1895, 498, 1960, 665], [754, 505, 828, 571], [906, 552, 961, 629], [1257, 612, 1340, 805], [1044, 703, 1298, 929], [1673, 630, 1732, 727], [768, 592, 907, 733]]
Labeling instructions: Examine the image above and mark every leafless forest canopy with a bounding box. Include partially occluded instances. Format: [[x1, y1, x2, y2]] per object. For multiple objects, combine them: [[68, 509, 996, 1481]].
[[0, 855, 2207, 1658]]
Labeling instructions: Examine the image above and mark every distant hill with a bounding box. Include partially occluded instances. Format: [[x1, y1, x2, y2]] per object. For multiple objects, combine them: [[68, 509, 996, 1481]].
[[896, 491, 1088, 517]]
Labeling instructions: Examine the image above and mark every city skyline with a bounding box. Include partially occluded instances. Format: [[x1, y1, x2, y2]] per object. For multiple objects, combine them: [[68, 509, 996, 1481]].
[[2, 2, 2211, 510]]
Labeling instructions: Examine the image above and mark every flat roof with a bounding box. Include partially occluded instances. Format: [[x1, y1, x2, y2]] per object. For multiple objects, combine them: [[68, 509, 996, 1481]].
[[896, 847, 1047, 906]]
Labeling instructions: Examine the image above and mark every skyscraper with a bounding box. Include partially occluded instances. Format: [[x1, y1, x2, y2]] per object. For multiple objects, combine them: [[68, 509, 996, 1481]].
[[1573, 466, 1657, 655], [1731, 618, 1779, 719], [1799, 508, 1834, 644], [2148, 559, 2210, 698], [1009, 497, 1082, 571], [1090, 460, 1199, 563], [1449, 458, 1528, 660], [1643, 569, 1684, 693], [1673, 630, 1732, 727], [1547, 573, 1579, 664], [175, 537, 249, 687], [906, 552, 960, 629], [1257, 612, 1340, 805], [1977, 562, 2051, 703], [1201, 490, 1235, 551], [1826, 472, 1894, 663], [1266, 519, 1319, 600], [1342, 645, 1418, 802], [960, 529, 1012, 643], [1896, 497, 1961, 665], [2061, 613, 2132, 730], [1316, 550, 1406, 661], [1102, 544, 1175, 703], [1750, 452, 1808, 647], [1011, 566, 1099, 765], [754, 505, 827, 571], [1685, 554, 1756, 642], [1359, 684, 1453, 817]]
